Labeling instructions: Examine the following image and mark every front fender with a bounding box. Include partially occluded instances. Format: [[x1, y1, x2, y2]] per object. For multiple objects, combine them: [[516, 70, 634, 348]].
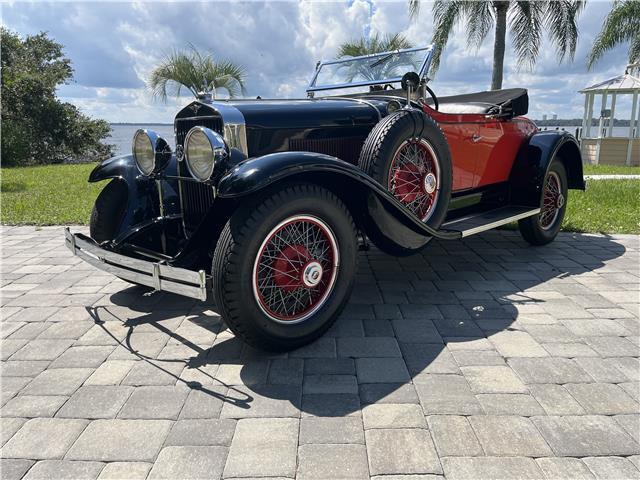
[[216, 151, 460, 248], [89, 154, 181, 239], [89, 154, 138, 183], [509, 131, 585, 208]]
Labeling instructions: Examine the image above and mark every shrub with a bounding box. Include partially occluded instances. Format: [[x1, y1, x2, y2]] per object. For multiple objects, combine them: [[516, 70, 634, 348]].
[[1, 28, 113, 166]]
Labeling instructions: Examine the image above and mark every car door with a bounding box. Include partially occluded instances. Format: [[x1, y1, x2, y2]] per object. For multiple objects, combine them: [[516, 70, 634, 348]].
[[440, 122, 480, 191], [474, 118, 536, 187]]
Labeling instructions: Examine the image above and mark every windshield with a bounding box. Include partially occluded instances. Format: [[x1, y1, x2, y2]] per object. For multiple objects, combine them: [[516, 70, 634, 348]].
[[307, 46, 434, 94]]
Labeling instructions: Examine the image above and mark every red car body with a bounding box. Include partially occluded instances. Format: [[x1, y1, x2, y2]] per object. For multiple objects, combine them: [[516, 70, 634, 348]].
[[429, 107, 538, 190]]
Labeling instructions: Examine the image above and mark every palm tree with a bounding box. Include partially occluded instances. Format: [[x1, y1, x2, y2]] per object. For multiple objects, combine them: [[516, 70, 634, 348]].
[[409, 1, 585, 90], [148, 45, 246, 100], [336, 33, 415, 83], [337, 33, 413, 58], [588, 0, 640, 70]]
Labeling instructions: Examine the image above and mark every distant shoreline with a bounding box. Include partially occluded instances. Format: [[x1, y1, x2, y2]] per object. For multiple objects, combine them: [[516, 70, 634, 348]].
[[110, 123, 172, 126]]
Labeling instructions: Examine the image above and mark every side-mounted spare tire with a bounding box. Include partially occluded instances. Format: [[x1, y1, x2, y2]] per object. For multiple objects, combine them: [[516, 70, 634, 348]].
[[358, 108, 452, 255], [90, 179, 128, 243]]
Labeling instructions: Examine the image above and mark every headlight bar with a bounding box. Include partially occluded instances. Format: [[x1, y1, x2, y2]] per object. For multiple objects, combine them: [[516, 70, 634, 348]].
[[132, 129, 172, 176], [184, 126, 228, 182]]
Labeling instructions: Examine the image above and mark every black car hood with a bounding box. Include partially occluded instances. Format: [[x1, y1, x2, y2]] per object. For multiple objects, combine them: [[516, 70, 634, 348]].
[[224, 98, 385, 129]]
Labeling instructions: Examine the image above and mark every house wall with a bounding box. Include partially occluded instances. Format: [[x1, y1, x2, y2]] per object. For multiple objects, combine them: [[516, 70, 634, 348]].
[[580, 138, 640, 166]]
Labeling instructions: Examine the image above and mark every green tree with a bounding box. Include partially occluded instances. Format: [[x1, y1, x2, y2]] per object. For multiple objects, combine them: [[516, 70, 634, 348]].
[[148, 45, 246, 101], [588, 0, 640, 69], [409, 1, 585, 90], [1, 28, 112, 167], [336, 33, 415, 82]]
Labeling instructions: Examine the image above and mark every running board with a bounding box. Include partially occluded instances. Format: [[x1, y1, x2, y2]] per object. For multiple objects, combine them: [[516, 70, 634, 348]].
[[443, 206, 540, 238]]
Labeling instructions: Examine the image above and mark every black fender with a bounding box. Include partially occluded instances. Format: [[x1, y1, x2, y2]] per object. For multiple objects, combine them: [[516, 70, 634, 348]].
[[509, 131, 585, 208], [216, 151, 460, 251], [89, 154, 181, 240]]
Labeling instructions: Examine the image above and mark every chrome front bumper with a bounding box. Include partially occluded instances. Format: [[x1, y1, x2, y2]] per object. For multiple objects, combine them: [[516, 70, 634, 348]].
[[64, 228, 208, 301]]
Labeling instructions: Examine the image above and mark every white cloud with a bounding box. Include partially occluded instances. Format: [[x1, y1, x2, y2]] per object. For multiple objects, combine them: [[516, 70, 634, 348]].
[[2, 0, 633, 122]]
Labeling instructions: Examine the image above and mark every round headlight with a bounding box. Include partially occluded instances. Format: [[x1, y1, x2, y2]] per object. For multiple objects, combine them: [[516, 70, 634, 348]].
[[132, 129, 171, 176], [184, 127, 228, 182]]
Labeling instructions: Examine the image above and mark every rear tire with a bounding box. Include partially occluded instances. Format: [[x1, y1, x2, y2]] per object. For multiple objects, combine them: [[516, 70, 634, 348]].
[[358, 109, 452, 255], [212, 183, 358, 351], [518, 159, 568, 246], [90, 180, 127, 243]]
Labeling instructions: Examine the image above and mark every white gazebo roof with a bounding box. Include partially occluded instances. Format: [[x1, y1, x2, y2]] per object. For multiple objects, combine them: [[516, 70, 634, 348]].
[[580, 73, 640, 94]]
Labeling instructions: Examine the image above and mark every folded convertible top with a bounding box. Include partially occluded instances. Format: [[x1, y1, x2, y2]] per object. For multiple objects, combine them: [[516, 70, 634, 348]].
[[428, 88, 529, 117]]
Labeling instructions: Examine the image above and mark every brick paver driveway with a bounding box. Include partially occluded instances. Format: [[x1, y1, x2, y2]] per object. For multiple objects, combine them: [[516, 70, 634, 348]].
[[1, 226, 639, 480]]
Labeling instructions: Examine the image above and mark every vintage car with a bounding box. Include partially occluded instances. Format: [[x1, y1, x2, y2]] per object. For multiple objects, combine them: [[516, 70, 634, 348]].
[[66, 46, 585, 350]]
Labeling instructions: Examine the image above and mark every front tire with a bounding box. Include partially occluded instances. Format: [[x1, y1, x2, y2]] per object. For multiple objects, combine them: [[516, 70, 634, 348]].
[[212, 183, 357, 351], [518, 159, 568, 246], [90, 179, 127, 243]]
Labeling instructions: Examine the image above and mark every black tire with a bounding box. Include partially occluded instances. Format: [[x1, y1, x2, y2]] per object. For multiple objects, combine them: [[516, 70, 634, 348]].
[[90, 180, 128, 243], [358, 109, 452, 255], [518, 159, 568, 246], [212, 183, 358, 351]]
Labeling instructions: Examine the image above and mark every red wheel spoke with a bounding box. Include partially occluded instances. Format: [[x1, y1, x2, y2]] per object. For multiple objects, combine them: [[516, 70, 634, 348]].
[[253, 215, 338, 323], [539, 172, 562, 230], [388, 138, 440, 222]]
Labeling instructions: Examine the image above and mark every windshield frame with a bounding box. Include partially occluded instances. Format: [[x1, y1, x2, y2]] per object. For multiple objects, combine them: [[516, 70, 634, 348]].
[[307, 45, 434, 94]]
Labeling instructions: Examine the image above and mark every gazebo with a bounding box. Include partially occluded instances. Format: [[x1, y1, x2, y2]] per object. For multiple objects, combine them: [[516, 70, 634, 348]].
[[579, 63, 640, 166]]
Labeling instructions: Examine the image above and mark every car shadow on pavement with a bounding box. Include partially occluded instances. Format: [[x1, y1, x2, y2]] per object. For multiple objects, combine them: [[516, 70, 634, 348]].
[[88, 231, 627, 416]]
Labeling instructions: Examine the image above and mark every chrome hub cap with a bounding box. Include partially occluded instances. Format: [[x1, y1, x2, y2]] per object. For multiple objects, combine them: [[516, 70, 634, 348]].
[[302, 261, 323, 287], [423, 172, 437, 195]]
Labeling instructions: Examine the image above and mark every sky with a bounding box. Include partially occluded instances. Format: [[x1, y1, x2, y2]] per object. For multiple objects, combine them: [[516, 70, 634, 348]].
[[2, 0, 634, 123]]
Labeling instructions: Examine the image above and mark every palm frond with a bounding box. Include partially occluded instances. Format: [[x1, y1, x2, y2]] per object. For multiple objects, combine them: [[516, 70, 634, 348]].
[[510, 1, 544, 70], [466, 1, 494, 49], [543, 0, 585, 63], [430, 1, 473, 74], [588, 0, 640, 68], [337, 33, 413, 58], [630, 32, 640, 65], [409, 0, 421, 20], [148, 45, 246, 101]]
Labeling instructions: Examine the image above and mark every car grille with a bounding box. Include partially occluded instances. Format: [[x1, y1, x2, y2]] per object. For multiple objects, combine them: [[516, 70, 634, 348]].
[[175, 115, 223, 231], [289, 137, 364, 165]]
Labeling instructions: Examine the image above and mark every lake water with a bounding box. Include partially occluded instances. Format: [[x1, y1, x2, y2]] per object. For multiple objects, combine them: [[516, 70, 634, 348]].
[[106, 123, 633, 156], [107, 124, 175, 156]]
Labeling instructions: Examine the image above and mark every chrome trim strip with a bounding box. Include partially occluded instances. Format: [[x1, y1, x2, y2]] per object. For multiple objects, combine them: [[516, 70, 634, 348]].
[[208, 101, 248, 156], [175, 115, 220, 122], [65, 228, 208, 301], [318, 97, 382, 121], [446, 208, 540, 238]]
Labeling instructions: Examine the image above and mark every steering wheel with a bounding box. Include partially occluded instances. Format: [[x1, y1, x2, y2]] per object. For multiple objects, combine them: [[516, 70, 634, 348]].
[[401, 71, 439, 111], [424, 84, 439, 111]]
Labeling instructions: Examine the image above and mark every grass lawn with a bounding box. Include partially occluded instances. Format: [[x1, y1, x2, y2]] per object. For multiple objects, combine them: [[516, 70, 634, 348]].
[[1, 163, 639, 234], [582, 164, 640, 175], [1, 163, 104, 225], [564, 179, 640, 234]]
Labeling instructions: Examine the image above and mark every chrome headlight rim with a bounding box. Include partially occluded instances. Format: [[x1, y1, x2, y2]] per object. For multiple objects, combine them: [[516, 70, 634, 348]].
[[184, 126, 228, 182], [132, 129, 171, 176]]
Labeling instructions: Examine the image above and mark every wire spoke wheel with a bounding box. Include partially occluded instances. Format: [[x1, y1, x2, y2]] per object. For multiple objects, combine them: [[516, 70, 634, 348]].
[[539, 171, 564, 230], [253, 215, 339, 324], [388, 138, 441, 221]]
